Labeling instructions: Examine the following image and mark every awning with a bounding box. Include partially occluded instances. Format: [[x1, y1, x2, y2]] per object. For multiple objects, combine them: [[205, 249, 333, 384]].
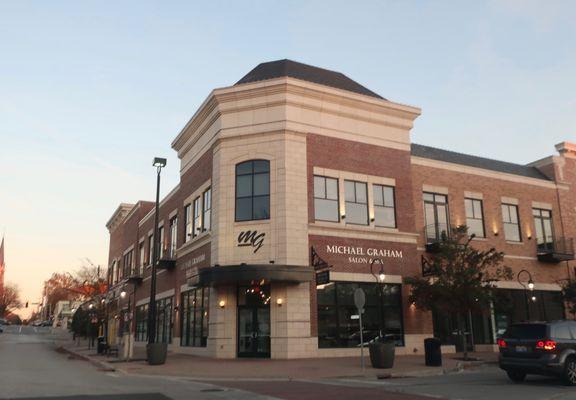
[[187, 264, 314, 287]]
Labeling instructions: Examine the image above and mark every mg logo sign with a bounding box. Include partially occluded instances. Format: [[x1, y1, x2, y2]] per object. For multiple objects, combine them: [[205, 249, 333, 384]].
[[237, 230, 265, 254]]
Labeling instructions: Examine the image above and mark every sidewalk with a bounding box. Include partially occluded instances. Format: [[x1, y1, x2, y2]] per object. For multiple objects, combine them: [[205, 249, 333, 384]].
[[58, 338, 498, 381]]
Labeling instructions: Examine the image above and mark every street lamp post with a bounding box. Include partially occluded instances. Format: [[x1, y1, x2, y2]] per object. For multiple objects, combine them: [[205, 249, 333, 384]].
[[147, 157, 167, 365], [517, 269, 535, 321]]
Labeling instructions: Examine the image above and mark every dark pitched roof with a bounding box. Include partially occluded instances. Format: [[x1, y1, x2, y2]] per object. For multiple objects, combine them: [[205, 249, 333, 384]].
[[235, 59, 385, 100], [411, 144, 550, 181]]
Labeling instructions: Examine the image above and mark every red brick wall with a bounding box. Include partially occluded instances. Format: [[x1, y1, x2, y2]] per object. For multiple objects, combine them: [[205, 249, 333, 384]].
[[306, 134, 416, 232], [411, 163, 574, 284], [109, 148, 214, 337]]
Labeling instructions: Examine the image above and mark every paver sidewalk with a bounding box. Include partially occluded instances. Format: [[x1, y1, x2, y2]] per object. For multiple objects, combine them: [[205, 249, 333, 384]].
[[59, 337, 497, 381]]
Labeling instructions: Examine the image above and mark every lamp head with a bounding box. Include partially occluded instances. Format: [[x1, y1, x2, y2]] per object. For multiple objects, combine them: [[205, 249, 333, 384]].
[[120, 290, 127, 299], [528, 280, 535, 291], [379, 273, 386, 282], [153, 157, 167, 168]]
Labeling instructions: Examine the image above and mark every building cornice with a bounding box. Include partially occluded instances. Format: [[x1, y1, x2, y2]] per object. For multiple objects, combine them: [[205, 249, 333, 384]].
[[171, 77, 421, 160], [105, 203, 135, 233]]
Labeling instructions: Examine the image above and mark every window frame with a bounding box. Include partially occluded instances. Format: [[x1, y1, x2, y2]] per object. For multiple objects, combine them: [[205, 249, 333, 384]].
[[373, 184, 397, 228], [533, 208, 554, 250], [344, 180, 369, 226], [464, 198, 486, 238], [313, 175, 340, 223], [184, 204, 192, 243], [235, 159, 271, 222], [502, 203, 522, 242], [138, 241, 145, 275], [169, 216, 178, 257], [180, 288, 210, 348], [202, 188, 212, 232]]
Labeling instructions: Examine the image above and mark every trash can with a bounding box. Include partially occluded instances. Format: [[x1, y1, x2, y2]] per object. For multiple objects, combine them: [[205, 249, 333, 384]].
[[424, 338, 442, 367], [97, 336, 106, 355]]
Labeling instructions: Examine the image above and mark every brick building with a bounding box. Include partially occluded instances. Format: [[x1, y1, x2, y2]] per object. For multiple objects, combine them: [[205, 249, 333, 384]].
[[105, 60, 576, 359]]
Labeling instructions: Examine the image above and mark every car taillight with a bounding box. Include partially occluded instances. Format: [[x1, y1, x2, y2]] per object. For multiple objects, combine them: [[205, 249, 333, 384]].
[[497, 339, 507, 348], [536, 340, 556, 351]]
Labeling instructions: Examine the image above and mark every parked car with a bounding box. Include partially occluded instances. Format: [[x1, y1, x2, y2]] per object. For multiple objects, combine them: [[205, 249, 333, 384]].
[[498, 321, 576, 385]]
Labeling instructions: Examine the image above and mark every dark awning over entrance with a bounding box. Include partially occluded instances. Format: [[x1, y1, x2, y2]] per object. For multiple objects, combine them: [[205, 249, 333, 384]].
[[187, 264, 314, 287]]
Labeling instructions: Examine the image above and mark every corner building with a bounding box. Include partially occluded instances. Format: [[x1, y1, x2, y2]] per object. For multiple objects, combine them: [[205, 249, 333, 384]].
[[105, 60, 576, 359]]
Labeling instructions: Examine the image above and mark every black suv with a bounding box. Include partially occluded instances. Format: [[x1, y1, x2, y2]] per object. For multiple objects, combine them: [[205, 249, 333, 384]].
[[499, 321, 576, 385]]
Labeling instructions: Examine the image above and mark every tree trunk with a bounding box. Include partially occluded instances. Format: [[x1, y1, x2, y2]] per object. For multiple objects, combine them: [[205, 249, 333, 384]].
[[457, 313, 468, 361]]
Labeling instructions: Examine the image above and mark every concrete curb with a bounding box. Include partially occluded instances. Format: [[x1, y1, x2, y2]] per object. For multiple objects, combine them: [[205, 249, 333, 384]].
[[56, 346, 116, 372]]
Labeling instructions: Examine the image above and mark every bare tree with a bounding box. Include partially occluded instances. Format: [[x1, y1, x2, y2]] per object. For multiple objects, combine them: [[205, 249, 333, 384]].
[[0, 283, 22, 317]]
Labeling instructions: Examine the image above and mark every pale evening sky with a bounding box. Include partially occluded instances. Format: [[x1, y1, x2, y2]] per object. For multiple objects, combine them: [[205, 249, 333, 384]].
[[1, 1, 575, 315]]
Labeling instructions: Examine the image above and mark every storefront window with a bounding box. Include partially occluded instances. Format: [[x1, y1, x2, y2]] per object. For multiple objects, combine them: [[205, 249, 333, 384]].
[[494, 289, 564, 334], [155, 297, 173, 344], [235, 160, 270, 221], [317, 282, 404, 348], [135, 304, 148, 342], [181, 288, 209, 347]]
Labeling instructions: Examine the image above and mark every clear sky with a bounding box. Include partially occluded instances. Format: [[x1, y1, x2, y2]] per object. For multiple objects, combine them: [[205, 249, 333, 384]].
[[1, 0, 575, 316]]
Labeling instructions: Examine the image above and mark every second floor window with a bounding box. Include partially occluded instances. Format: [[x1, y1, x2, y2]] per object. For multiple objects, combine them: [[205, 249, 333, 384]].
[[235, 160, 270, 222], [138, 241, 145, 275], [502, 204, 521, 242], [465, 198, 485, 238], [193, 197, 201, 237], [373, 184, 396, 228], [424, 192, 449, 242], [533, 208, 554, 251], [203, 188, 212, 232], [345, 180, 368, 225], [147, 234, 153, 266], [184, 204, 192, 242], [123, 250, 134, 276], [158, 226, 165, 258], [314, 176, 339, 222], [169, 216, 178, 256]]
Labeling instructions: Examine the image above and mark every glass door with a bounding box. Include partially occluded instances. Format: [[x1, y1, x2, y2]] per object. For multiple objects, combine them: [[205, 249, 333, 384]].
[[237, 285, 271, 358]]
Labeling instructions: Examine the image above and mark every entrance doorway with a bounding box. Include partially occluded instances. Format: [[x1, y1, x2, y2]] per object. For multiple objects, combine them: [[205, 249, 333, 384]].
[[237, 284, 271, 358]]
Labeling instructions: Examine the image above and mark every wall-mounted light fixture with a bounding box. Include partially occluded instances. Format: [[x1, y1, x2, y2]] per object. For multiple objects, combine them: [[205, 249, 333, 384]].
[[531, 295, 537, 302], [219, 300, 226, 309], [276, 298, 284, 307], [120, 291, 127, 299], [370, 217, 375, 223], [341, 214, 346, 220]]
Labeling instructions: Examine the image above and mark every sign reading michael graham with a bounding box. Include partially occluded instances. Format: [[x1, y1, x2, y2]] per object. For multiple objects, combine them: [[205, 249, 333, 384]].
[[326, 245, 403, 264]]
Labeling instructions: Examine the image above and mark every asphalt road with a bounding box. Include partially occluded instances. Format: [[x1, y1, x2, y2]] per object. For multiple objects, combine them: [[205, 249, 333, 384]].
[[4, 325, 572, 400], [0, 325, 430, 400], [336, 365, 576, 400], [0, 325, 264, 400]]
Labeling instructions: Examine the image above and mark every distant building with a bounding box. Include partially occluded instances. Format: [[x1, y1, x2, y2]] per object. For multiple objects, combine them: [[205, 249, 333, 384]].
[[53, 300, 82, 330], [105, 59, 576, 359]]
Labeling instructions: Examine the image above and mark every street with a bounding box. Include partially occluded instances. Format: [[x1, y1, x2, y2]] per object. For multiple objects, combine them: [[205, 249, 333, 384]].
[[0, 325, 263, 400], [1, 326, 576, 400]]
